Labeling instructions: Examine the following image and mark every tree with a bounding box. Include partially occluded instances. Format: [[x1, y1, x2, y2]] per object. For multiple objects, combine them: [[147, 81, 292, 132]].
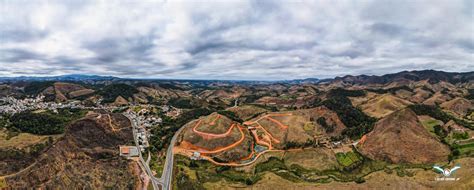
[[317, 117, 335, 133]]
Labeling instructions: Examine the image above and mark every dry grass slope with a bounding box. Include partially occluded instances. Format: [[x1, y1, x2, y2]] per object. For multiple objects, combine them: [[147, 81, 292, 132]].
[[359, 108, 450, 164], [360, 94, 413, 118]]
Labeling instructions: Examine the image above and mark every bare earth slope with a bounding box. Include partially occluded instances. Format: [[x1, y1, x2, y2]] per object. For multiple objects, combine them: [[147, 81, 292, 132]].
[[177, 113, 253, 162], [359, 108, 450, 164]]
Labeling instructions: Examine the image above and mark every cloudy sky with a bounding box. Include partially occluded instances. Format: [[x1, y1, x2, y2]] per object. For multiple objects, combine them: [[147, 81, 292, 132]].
[[0, 0, 473, 80]]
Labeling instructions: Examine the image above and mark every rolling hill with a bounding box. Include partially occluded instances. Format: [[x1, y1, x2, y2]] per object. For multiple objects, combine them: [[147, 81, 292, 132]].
[[3, 112, 141, 189], [358, 108, 450, 164], [359, 94, 413, 118]]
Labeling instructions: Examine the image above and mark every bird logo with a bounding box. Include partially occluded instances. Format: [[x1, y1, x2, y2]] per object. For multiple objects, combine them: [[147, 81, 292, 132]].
[[433, 165, 461, 177]]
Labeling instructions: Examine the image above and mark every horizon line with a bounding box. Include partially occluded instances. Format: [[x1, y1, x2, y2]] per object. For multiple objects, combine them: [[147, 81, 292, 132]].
[[0, 69, 472, 82]]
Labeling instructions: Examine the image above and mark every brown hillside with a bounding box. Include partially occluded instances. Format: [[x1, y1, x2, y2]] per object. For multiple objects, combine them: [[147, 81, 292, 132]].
[[360, 94, 413, 118], [226, 105, 267, 121], [135, 86, 189, 103], [40, 82, 94, 102], [113, 96, 129, 106], [4, 113, 140, 189], [422, 92, 452, 106], [440, 97, 473, 116], [243, 107, 346, 149], [359, 108, 450, 164], [410, 88, 432, 103], [54, 82, 88, 95]]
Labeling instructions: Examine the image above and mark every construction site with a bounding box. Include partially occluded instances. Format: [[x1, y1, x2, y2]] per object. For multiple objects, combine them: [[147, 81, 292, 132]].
[[174, 108, 351, 167]]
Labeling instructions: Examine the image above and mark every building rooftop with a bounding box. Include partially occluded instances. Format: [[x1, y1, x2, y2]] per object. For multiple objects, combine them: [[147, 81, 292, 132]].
[[119, 146, 139, 157]]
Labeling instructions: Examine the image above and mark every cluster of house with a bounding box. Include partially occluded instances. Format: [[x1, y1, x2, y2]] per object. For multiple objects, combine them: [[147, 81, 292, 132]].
[[0, 96, 86, 114], [162, 105, 182, 118], [125, 112, 151, 152], [125, 106, 169, 153], [314, 136, 351, 149], [135, 108, 163, 128]]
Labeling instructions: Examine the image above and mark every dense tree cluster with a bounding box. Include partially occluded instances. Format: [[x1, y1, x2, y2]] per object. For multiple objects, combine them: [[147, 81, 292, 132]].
[[433, 125, 448, 138], [23, 81, 54, 96], [168, 98, 195, 109], [11, 112, 65, 134], [321, 95, 376, 139], [99, 83, 138, 103], [282, 139, 318, 150], [328, 88, 366, 97], [367, 85, 412, 94], [6, 109, 85, 135], [466, 89, 474, 100], [316, 117, 334, 133], [408, 104, 473, 129], [217, 110, 243, 123]]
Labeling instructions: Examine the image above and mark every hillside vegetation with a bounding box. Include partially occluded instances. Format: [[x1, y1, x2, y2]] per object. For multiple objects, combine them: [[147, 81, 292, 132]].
[[98, 84, 138, 103], [4, 113, 139, 189], [321, 89, 376, 139], [5, 109, 86, 135]]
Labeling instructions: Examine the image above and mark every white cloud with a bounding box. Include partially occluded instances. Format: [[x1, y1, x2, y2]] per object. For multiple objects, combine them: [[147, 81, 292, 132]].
[[0, 0, 472, 79]]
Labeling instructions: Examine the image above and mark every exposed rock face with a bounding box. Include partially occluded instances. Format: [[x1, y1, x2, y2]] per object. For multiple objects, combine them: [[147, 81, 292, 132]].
[[4, 113, 140, 189], [359, 108, 450, 164]]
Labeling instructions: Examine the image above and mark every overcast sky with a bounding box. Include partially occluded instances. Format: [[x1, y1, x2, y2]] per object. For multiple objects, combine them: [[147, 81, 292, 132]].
[[0, 0, 473, 80]]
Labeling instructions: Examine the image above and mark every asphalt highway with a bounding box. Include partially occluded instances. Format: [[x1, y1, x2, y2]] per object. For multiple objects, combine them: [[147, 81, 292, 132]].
[[125, 114, 161, 190], [125, 113, 185, 190]]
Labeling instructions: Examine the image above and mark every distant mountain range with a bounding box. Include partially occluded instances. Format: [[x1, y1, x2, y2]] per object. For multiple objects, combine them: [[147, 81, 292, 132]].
[[332, 70, 474, 84], [0, 74, 119, 82], [0, 70, 472, 84]]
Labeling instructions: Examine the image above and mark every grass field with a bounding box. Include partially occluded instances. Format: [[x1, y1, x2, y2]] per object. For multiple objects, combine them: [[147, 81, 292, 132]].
[[174, 148, 472, 189], [457, 142, 474, 155], [283, 149, 338, 171], [0, 129, 60, 149], [335, 152, 362, 167], [422, 119, 440, 128], [303, 122, 315, 131], [0, 178, 6, 189], [418, 115, 443, 137]]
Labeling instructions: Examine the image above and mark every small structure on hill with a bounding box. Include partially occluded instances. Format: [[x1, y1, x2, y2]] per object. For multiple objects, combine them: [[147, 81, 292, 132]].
[[191, 151, 201, 160], [119, 146, 139, 159]]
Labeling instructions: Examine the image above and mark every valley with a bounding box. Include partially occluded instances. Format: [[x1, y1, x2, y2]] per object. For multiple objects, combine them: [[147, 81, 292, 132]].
[[0, 70, 473, 189]]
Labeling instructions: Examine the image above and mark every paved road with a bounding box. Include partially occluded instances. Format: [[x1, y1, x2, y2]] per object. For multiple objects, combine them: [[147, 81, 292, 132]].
[[124, 114, 161, 190], [125, 113, 186, 190], [156, 125, 187, 190]]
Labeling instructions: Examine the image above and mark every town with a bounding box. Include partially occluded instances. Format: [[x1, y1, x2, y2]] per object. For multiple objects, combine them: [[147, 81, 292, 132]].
[[0, 95, 181, 159]]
